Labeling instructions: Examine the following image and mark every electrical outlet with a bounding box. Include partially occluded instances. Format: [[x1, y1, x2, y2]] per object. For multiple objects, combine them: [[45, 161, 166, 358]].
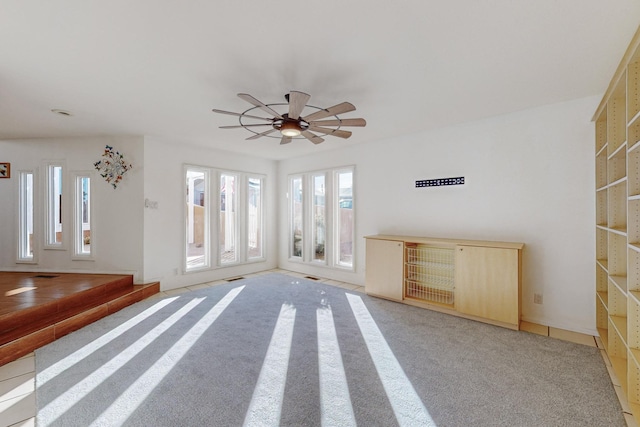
[[534, 293, 543, 304]]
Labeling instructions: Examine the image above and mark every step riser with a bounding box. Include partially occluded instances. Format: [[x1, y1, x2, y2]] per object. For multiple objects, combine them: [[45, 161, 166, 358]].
[[0, 282, 159, 366]]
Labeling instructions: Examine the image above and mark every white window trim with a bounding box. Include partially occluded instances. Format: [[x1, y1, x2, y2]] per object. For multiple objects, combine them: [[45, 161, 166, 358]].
[[72, 172, 95, 260], [287, 166, 355, 272], [219, 171, 239, 266], [16, 170, 38, 264], [246, 175, 266, 262], [184, 165, 211, 273], [44, 161, 67, 250], [289, 175, 304, 260], [334, 167, 355, 270], [184, 165, 266, 273]]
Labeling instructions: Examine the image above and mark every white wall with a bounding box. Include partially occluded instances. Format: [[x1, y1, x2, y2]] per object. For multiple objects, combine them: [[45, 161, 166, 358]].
[[0, 136, 145, 280], [279, 96, 597, 334], [142, 137, 278, 290]]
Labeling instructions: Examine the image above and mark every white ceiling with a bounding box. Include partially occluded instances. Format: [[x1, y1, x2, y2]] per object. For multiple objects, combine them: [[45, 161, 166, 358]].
[[1, 1, 639, 160]]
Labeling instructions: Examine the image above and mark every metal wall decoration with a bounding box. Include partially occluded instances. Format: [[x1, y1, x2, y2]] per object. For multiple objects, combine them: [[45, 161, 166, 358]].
[[94, 145, 132, 189]]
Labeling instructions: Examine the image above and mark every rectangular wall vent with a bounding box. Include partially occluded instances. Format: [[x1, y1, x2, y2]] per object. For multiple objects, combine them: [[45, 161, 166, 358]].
[[416, 177, 465, 188]]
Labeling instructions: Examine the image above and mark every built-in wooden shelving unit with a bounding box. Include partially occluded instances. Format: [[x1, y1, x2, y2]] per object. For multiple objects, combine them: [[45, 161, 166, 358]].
[[593, 25, 640, 423]]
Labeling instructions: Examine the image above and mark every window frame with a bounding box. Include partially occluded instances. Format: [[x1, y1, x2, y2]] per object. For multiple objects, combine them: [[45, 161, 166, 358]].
[[17, 170, 37, 263], [289, 175, 304, 260], [44, 161, 66, 250], [219, 172, 239, 265], [184, 165, 266, 274], [184, 166, 211, 273], [334, 168, 355, 269], [72, 172, 94, 260], [287, 165, 355, 272], [247, 175, 265, 261]]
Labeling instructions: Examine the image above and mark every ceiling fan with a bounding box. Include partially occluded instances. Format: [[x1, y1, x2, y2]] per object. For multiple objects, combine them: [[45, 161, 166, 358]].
[[212, 91, 366, 145]]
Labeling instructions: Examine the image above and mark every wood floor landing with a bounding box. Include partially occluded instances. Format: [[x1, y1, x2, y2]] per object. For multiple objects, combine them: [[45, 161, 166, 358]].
[[0, 272, 159, 366]]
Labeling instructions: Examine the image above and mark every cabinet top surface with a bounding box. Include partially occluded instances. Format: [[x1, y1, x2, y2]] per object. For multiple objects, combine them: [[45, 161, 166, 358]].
[[364, 234, 524, 250]]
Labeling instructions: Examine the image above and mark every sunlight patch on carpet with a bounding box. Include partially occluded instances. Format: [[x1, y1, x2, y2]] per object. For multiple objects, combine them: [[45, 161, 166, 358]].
[[244, 303, 296, 427], [317, 306, 356, 427], [38, 296, 207, 426], [38, 297, 179, 386], [91, 285, 245, 426], [346, 293, 437, 427]]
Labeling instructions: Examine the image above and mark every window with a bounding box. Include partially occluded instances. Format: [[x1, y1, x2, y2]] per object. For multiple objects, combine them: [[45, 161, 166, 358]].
[[18, 171, 35, 262], [288, 166, 355, 270], [45, 163, 64, 248], [220, 173, 238, 264], [336, 170, 354, 268], [185, 166, 265, 271], [186, 167, 209, 271], [73, 175, 92, 258], [291, 176, 303, 258], [247, 177, 264, 260], [313, 174, 326, 263]]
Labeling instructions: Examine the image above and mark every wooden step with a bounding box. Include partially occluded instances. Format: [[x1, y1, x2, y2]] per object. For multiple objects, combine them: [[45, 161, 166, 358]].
[[0, 273, 160, 367]]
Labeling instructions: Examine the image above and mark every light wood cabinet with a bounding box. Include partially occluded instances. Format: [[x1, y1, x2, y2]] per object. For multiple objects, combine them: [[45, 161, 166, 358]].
[[364, 235, 523, 330], [593, 26, 640, 424], [364, 238, 403, 301], [455, 245, 520, 326]]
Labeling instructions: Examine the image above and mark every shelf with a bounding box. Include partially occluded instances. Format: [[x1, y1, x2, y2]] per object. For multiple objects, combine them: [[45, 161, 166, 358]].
[[596, 295, 608, 332], [630, 109, 640, 129], [596, 190, 607, 227], [628, 60, 640, 125], [608, 233, 627, 277], [609, 278, 627, 315], [596, 290, 608, 305], [596, 111, 607, 154], [609, 227, 627, 236], [610, 354, 628, 392], [607, 86, 627, 157], [597, 258, 609, 270], [629, 297, 640, 349], [610, 275, 628, 293], [630, 135, 640, 153], [629, 144, 640, 197], [610, 315, 628, 344], [608, 140, 627, 160], [609, 176, 628, 187], [608, 146, 626, 185], [598, 327, 609, 352], [629, 249, 640, 292]]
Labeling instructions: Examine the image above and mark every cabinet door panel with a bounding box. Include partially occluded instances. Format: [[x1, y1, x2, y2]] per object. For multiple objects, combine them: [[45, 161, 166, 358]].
[[365, 239, 403, 301], [455, 245, 519, 325]]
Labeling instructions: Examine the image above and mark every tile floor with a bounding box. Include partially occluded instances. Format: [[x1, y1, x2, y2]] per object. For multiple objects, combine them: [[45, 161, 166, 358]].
[[0, 269, 629, 427]]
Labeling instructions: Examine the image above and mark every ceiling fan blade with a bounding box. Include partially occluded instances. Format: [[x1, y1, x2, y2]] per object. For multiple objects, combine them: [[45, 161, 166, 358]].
[[308, 118, 366, 127], [211, 109, 272, 121], [246, 128, 278, 140], [220, 124, 272, 129], [302, 102, 356, 121], [238, 93, 283, 119], [308, 126, 352, 139], [301, 130, 324, 145], [280, 135, 292, 145], [288, 91, 310, 120]]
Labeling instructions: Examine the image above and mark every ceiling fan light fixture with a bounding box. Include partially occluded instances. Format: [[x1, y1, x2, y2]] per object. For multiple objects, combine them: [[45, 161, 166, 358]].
[[280, 121, 301, 137]]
